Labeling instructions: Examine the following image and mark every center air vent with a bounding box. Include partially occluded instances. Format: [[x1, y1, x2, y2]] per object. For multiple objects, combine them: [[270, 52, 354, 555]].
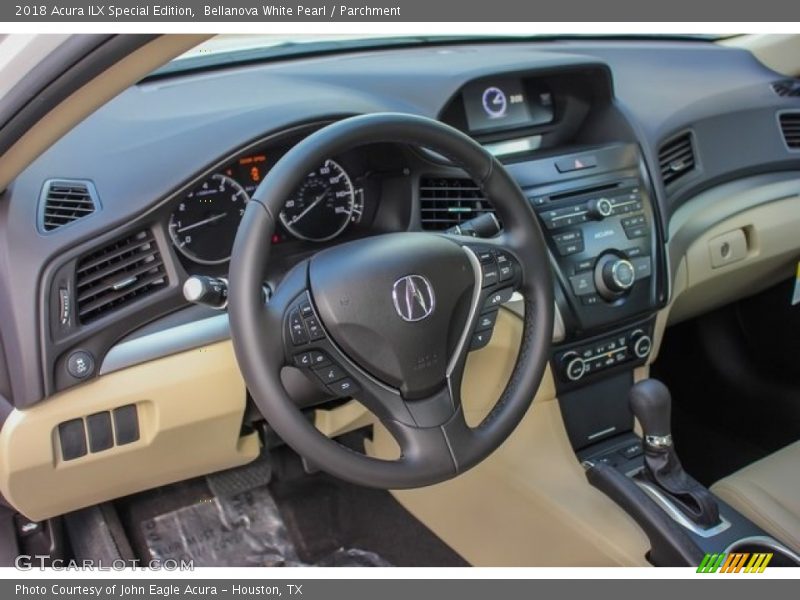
[[75, 230, 168, 324], [39, 180, 99, 232], [419, 177, 494, 230], [658, 132, 696, 187], [772, 79, 800, 97], [779, 112, 800, 149]]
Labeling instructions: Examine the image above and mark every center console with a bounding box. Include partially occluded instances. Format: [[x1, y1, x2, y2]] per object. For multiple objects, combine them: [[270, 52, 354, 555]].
[[504, 143, 665, 396]]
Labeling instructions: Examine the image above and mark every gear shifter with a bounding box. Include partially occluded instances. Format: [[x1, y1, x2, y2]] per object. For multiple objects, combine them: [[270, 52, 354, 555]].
[[629, 379, 721, 529]]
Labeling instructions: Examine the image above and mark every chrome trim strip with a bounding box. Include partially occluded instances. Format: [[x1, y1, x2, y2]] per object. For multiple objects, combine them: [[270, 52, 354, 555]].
[[484, 136, 543, 158], [636, 480, 732, 538], [446, 246, 484, 378], [645, 434, 673, 449], [99, 313, 230, 375], [587, 426, 616, 440]]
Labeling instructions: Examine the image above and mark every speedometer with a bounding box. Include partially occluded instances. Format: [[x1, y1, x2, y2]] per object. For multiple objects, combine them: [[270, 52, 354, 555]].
[[279, 159, 357, 242], [169, 173, 248, 264]]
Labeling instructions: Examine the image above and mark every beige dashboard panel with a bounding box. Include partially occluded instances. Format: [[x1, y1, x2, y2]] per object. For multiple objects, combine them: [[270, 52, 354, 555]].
[[0, 340, 259, 522], [667, 195, 800, 325], [367, 309, 650, 567]]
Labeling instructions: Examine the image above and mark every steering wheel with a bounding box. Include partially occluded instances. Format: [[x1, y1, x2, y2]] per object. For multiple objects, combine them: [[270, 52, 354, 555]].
[[228, 113, 553, 489]]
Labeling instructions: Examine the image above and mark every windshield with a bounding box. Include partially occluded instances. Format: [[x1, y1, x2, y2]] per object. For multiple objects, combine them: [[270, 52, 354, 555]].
[[153, 33, 726, 79]]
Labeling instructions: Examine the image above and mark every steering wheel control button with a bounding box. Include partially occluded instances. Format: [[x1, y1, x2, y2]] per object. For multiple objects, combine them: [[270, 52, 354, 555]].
[[296, 351, 330, 368], [289, 322, 308, 346], [477, 249, 495, 264], [470, 330, 492, 350], [299, 301, 314, 318], [294, 352, 314, 367], [58, 419, 87, 461], [484, 287, 514, 309], [304, 316, 325, 341], [476, 310, 498, 331], [481, 264, 500, 287], [328, 378, 358, 397], [313, 363, 346, 384], [66, 350, 95, 379]]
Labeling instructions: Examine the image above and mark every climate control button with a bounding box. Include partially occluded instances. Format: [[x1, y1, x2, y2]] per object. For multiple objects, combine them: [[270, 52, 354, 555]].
[[629, 330, 653, 359], [561, 352, 587, 382]]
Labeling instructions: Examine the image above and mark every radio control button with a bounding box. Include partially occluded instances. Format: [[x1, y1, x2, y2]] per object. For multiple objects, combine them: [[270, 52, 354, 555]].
[[631, 257, 652, 279], [581, 294, 601, 306], [570, 272, 596, 296], [557, 241, 584, 256], [553, 230, 582, 244], [625, 225, 647, 239]]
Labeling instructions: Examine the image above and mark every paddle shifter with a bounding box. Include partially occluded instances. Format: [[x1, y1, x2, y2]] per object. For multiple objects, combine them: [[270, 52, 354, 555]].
[[629, 379, 721, 529]]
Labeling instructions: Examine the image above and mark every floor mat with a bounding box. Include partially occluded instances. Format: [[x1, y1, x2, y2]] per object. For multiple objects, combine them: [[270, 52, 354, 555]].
[[142, 485, 389, 567], [117, 446, 467, 567]]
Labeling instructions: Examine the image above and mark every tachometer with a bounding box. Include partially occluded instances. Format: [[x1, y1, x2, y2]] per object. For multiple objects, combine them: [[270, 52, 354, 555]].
[[279, 159, 358, 242], [169, 173, 248, 264]]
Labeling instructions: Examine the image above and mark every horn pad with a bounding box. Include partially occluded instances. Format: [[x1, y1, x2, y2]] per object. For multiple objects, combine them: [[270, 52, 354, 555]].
[[309, 233, 475, 399]]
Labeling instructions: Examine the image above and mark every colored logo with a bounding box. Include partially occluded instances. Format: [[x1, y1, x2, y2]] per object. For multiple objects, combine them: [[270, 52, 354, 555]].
[[697, 552, 773, 573]]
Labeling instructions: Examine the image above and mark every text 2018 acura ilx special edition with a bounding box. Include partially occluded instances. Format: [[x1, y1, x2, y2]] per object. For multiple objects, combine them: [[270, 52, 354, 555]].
[[0, 33, 799, 568]]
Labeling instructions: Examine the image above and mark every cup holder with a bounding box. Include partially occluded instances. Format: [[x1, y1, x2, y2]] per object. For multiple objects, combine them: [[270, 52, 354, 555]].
[[725, 536, 800, 567]]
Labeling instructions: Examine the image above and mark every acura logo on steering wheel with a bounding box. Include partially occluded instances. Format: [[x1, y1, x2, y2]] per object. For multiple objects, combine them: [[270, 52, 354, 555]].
[[392, 275, 436, 322]]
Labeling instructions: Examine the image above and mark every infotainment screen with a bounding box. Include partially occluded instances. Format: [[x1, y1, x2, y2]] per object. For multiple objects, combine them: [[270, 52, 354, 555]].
[[462, 78, 553, 134]]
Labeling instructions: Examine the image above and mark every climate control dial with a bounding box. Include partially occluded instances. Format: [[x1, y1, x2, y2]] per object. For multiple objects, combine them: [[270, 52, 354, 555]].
[[561, 351, 587, 382]]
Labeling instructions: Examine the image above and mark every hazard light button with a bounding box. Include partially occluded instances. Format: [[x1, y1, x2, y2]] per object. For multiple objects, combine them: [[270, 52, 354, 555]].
[[555, 155, 598, 173]]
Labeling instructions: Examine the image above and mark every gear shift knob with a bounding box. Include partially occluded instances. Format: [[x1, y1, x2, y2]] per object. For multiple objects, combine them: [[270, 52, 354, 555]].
[[629, 379, 672, 447]]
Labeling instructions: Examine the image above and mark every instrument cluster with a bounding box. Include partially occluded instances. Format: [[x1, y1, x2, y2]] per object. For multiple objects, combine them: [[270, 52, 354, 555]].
[[168, 144, 368, 266]]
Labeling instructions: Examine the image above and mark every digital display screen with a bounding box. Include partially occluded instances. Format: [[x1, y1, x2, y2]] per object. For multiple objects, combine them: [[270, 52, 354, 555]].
[[462, 78, 554, 134]]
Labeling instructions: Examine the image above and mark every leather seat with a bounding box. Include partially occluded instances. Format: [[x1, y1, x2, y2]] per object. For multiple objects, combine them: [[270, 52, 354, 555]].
[[711, 441, 800, 554]]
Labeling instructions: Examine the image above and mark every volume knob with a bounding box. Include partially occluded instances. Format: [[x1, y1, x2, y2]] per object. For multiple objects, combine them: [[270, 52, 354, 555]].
[[587, 197, 614, 220]]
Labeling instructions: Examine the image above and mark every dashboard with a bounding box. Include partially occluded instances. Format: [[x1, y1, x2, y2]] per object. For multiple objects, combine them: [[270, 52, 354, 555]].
[[2, 38, 800, 409]]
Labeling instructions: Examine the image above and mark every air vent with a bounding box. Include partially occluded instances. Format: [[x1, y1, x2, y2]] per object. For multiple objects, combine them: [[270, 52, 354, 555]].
[[419, 177, 494, 230], [779, 112, 800, 149], [39, 179, 98, 232], [658, 133, 696, 187], [772, 79, 800, 97], [75, 230, 168, 324]]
